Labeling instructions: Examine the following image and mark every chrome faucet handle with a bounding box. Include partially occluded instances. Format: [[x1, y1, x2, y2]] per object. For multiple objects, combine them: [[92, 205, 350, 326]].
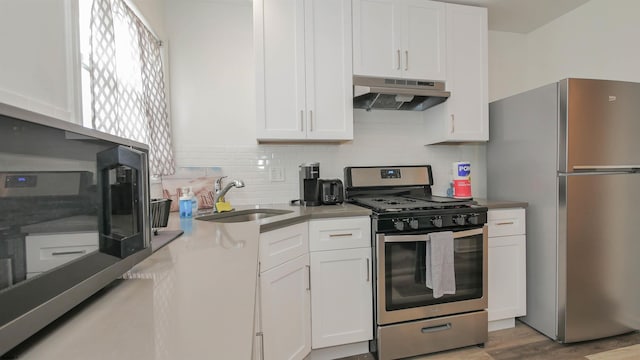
[[215, 176, 227, 192]]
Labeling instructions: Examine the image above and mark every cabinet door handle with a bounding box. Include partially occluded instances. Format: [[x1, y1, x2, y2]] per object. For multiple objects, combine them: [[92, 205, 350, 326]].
[[306, 264, 311, 291], [496, 221, 515, 226], [309, 110, 313, 132], [397, 49, 401, 70], [405, 50, 409, 70], [329, 233, 353, 238], [366, 257, 370, 282], [300, 110, 304, 132], [450, 114, 455, 134]]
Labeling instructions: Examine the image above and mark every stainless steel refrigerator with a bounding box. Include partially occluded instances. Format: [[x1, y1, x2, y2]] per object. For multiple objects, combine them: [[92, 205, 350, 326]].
[[487, 78, 640, 343]]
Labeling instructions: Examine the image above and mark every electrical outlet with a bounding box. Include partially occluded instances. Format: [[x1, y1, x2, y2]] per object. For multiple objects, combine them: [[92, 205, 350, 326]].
[[270, 167, 285, 182]]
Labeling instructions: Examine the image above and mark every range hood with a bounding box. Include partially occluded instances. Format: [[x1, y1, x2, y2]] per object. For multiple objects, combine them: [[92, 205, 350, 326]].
[[353, 75, 450, 111]]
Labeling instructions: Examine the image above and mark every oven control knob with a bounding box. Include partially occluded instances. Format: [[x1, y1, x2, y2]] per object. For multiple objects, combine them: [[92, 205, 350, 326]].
[[393, 220, 406, 231], [454, 215, 466, 226], [408, 218, 419, 230], [467, 214, 479, 225], [430, 216, 443, 228]]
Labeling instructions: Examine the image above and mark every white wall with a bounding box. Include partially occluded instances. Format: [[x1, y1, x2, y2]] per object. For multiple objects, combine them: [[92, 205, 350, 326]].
[[164, 0, 486, 205], [489, 0, 640, 101]]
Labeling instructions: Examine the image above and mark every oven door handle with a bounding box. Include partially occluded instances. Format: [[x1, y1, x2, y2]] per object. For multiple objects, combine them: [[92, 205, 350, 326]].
[[452, 228, 484, 239], [382, 227, 484, 243]]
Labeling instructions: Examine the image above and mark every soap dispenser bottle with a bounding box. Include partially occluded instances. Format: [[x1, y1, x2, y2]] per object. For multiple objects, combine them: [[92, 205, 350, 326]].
[[179, 187, 192, 218], [188, 187, 198, 217]]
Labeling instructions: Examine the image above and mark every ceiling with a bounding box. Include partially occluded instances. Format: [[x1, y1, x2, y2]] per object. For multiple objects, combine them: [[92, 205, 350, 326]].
[[435, 0, 590, 33]]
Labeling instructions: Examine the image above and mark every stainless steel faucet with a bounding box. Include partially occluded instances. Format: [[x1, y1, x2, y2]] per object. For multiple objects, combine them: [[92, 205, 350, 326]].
[[213, 176, 245, 212]]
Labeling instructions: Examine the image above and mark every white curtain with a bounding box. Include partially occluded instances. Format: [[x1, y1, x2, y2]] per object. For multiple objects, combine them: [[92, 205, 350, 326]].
[[90, 0, 175, 176]]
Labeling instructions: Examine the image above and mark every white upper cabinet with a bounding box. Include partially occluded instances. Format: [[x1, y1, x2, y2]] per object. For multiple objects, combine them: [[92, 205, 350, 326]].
[[352, 0, 446, 81], [424, 3, 488, 144], [255, 0, 353, 141], [0, 0, 80, 122]]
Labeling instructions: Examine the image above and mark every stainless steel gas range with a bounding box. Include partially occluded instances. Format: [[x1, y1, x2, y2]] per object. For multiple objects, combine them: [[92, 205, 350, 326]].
[[344, 165, 488, 360]]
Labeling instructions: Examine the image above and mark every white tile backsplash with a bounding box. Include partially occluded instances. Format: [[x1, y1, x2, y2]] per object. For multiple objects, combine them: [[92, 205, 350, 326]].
[[171, 114, 487, 206]]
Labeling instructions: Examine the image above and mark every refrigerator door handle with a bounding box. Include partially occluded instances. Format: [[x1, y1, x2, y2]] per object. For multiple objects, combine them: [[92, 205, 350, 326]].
[[571, 165, 640, 173]]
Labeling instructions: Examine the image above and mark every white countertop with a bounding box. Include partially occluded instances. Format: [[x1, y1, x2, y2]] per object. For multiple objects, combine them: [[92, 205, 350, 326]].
[[9, 203, 370, 359], [13, 215, 261, 360]]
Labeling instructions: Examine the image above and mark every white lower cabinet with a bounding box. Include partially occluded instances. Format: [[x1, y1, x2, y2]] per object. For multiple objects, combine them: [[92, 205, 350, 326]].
[[487, 208, 526, 331], [310, 247, 372, 348], [260, 254, 311, 360], [256, 217, 372, 360], [257, 223, 311, 360], [309, 217, 372, 350]]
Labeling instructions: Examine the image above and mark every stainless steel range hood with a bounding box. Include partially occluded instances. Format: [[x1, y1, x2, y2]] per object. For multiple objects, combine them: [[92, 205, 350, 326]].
[[353, 75, 450, 111]]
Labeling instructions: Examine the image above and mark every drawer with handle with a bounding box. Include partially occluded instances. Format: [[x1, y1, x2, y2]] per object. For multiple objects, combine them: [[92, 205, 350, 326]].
[[26, 232, 99, 274], [487, 208, 525, 237], [309, 216, 371, 251]]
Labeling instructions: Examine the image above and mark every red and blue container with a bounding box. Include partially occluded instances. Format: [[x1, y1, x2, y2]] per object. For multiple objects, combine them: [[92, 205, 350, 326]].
[[452, 161, 472, 199]]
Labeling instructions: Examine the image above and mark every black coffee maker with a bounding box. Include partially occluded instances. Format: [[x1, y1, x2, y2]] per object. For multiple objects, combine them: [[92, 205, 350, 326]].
[[299, 162, 321, 206]]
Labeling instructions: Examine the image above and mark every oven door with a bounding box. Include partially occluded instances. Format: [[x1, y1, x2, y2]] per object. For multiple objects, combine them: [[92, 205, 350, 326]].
[[376, 226, 487, 325]]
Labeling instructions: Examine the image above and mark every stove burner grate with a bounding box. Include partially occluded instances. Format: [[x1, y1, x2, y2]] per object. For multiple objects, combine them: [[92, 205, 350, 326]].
[[350, 195, 474, 213]]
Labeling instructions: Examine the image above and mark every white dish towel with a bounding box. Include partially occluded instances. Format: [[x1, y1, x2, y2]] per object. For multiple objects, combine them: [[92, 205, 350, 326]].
[[425, 231, 456, 298]]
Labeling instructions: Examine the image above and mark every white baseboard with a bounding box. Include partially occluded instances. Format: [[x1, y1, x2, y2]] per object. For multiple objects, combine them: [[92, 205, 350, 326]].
[[307, 341, 370, 360], [489, 318, 515, 332]]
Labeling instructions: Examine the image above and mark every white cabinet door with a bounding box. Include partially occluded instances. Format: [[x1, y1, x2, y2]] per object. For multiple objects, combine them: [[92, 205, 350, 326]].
[[352, 0, 398, 78], [260, 254, 311, 360], [304, 0, 353, 140], [255, 0, 353, 141], [488, 234, 526, 321], [353, 0, 445, 81], [402, 0, 446, 81], [310, 248, 372, 349], [424, 3, 488, 144], [0, 0, 80, 122], [255, 0, 306, 139]]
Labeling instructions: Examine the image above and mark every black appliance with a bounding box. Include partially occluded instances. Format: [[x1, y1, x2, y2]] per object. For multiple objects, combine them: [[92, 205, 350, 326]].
[[0, 106, 151, 356], [344, 165, 488, 360], [298, 162, 321, 206], [318, 179, 344, 205]]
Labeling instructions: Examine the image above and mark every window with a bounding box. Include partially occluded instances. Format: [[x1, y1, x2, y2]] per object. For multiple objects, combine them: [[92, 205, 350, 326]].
[[79, 0, 174, 176]]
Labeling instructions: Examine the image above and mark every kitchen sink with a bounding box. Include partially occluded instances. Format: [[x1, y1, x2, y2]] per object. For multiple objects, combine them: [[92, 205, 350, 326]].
[[195, 208, 293, 223]]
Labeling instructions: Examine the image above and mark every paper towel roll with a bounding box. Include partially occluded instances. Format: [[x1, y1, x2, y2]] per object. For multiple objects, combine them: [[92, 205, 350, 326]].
[[452, 161, 472, 199]]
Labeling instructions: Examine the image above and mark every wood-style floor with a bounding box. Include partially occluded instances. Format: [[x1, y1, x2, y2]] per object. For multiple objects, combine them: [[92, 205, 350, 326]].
[[342, 321, 640, 360]]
